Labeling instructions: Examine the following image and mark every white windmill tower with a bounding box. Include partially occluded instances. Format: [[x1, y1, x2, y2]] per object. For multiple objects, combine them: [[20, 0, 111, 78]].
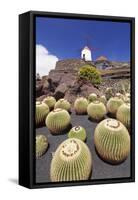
[[81, 46, 92, 61]]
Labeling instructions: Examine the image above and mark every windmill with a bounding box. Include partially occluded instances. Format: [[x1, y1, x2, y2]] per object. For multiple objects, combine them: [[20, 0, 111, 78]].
[[80, 34, 100, 61]]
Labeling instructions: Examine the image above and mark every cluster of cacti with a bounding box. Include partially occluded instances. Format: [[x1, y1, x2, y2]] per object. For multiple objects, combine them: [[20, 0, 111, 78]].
[[94, 118, 130, 164], [42, 96, 56, 110], [88, 93, 97, 102], [46, 108, 71, 134], [116, 103, 130, 129], [105, 87, 113, 100], [36, 101, 49, 126], [50, 138, 92, 182], [54, 98, 71, 112], [107, 97, 124, 116], [87, 101, 106, 121], [99, 95, 107, 105], [74, 97, 88, 114], [36, 135, 48, 158], [68, 126, 87, 141]]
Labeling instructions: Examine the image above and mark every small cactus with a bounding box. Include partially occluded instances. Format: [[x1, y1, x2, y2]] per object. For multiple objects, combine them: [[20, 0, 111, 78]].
[[99, 95, 107, 105], [94, 118, 130, 164], [105, 87, 113, 100], [74, 97, 88, 114], [35, 101, 49, 126], [42, 96, 56, 110], [68, 126, 87, 141], [87, 101, 106, 121], [50, 138, 92, 182], [46, 108, 71, 134], [36, 135, 48, 158], [116, 103, 130, 129], [88, 93, 97, 102], [107, 97, 124, 116], [54, 98, 71, 112]]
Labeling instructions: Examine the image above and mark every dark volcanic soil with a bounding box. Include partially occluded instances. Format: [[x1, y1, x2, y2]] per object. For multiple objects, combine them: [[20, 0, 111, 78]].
[[36, 111, 130, 183]]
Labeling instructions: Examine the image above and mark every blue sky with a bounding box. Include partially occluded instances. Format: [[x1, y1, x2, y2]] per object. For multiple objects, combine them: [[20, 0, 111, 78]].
[[35, 16, 130, 75]]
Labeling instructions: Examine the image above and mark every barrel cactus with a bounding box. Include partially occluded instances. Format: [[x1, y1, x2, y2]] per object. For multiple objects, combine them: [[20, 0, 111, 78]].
[[88, 93, 97, 102], [35, 101, 49, 126], [87, 101, 106, 121], [50, 138, 92, 182], [99, 95, 107, 105], [68, 126, 87, 141], [42, 96, 56, 110], [116, 103, 130, 129], [107, 97, 124, 116], [36, 135, 48, 158], [46, 108, 71, 134], [94, 118, 130, 164], [54, 98, 71, 112], [74, 97, 88, 114]]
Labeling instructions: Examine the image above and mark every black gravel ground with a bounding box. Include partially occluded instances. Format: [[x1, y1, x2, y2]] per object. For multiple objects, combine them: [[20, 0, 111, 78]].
[[36, 111, 130, 183]]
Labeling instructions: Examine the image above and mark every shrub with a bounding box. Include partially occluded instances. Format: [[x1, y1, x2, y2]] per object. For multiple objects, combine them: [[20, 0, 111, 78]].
[[78, 65, 102, 85]]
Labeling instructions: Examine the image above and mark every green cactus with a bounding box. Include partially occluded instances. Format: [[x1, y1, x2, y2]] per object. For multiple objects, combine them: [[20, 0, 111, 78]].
[[35, 101, 49, 126], [88, 93, 97, 102], [107, 97, 124, 116], [36, 135, 48, 158], [99, 95, 107, 105], [116, 103, 130, 129], [42, 96, 56, 110], [87, 101, 106, 121], [94, 118, 130, 164], [50, 138, 92, 182], [54, 98, 71, 112], [74, 97, 88, 114], [46, 108, 71, 134], [105, 87, 113, 100], [68, 126, 87, 141]]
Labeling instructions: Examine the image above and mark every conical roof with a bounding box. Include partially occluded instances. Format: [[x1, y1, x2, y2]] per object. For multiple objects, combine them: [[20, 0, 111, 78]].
[[96, 56, 108, 61]]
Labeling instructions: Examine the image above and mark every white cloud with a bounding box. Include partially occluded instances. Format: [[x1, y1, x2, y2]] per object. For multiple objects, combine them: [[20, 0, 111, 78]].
[[36, 44, 58, 76]]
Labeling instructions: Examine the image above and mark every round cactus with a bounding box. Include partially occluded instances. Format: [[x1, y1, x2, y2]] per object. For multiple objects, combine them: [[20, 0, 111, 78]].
[[94, 118, 130, 164], [99, 95, 107, 105], [42, 96, 56, 110], [116, 103, 130, 129], [36, 101, 49, 126], [115, 93, 124, 99], [87, 101, 106, 121], [68, 126, 87, 141], [46, 108, 71, 134], [107, 97, 124, 116], [50, 138, 92, 182], [36, 135, 48, 159], [54, 98, 71, 112], [88, 93, 97, 102], [74, 97, 88, 114]]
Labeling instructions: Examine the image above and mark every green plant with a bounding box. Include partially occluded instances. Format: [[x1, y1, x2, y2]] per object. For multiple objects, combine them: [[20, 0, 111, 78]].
[[74, 97, 88, 114], [54, 98, 71, 112], [78, 65, 102, 85], [94, 118, 130, 164], [68, 126, 87, 141], [36, 135, 48, 158], [42, 96, 56, 110], [107, 97, 124, 116], [88, 93, 97, 102], [46, 108, 71, 134], [35, 101, 49, 126], [116, 103, 130, 129], [50, 138, 92, 182], [87, 101, 106, 121], [99, 95, 107, 105], [105, 87, 113, 100]]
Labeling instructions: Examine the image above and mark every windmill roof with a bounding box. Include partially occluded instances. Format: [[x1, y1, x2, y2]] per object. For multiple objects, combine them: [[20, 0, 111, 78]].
[[83, 46, 91, 50], [96, 56, 108, 61]]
